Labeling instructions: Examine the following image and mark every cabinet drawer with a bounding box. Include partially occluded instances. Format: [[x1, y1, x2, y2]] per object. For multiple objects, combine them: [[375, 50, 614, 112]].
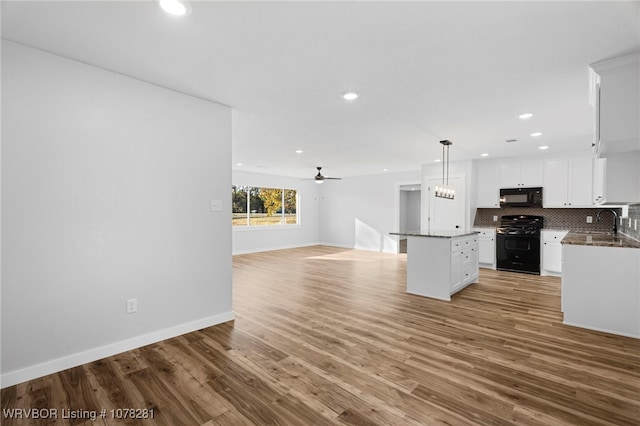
[[542, 230, 569, 243], [478, 230, 495, 238]]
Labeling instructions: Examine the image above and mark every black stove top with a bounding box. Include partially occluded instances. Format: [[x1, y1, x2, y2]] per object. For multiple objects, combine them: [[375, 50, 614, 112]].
[[497, 215, 544, 236]]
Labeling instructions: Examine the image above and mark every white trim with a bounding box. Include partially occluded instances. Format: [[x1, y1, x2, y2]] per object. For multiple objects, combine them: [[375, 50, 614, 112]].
[[394, 180, 422, 253], [562, 321, 640, 340], [233, 224, 302, 232], [232, 242, 321, 255], [1, 311, 235, 389]]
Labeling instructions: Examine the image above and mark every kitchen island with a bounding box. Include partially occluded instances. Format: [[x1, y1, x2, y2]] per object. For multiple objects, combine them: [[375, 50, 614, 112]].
[[561, 231, 640, 338], [391, 230, 479, 301]]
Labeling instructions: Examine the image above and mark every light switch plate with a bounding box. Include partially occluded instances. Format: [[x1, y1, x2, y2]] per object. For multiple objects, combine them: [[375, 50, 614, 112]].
[[211, 200, 222, 212]]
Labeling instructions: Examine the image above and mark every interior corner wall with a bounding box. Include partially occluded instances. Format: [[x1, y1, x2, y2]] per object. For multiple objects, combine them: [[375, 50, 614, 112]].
[[231, 170, 321, 254], [319, 170, 421, 253], [1, 41, 233, 387]]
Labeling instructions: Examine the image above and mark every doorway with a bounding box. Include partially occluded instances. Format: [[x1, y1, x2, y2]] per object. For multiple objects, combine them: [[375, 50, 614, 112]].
[[398, 183, 421, 253]]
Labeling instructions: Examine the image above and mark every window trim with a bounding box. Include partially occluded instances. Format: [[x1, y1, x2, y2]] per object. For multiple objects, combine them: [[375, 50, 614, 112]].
[[232, 185, 300, 229]]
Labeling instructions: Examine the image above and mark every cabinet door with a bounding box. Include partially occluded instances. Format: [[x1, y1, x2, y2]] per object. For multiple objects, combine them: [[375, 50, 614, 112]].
[[568, 156, 593, 207], [500, 160, 543, 187], [478, 237, 495, 264], [476, 161, 500, 207], [521, 160, 543, 187], [544, 159, 569, 207], [463, 246, 479, 284], [499, 162, 522, 187], [450, 250, 463, 292], [543, 242, 563, 273]]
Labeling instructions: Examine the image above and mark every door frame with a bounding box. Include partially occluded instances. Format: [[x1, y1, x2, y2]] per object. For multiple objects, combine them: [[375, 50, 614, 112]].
[[394, 180, 422, 253]]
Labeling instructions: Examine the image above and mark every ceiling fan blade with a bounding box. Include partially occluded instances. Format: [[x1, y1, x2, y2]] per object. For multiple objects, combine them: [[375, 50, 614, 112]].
[[309, 166, 341, 181]]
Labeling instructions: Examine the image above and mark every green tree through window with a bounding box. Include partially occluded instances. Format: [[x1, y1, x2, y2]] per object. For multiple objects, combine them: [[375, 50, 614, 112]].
[[232, 186, 298, 226]]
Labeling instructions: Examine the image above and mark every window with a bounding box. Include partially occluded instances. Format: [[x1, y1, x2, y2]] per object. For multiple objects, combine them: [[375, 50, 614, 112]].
[[232, 185, 298, 227]]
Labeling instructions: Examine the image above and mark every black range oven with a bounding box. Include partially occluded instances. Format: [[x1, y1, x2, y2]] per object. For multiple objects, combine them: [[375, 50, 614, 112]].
[[496, 215, 543, 274]]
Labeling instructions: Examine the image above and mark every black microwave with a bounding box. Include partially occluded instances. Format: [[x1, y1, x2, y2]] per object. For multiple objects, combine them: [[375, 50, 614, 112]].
[[499, 187, 543, 208]]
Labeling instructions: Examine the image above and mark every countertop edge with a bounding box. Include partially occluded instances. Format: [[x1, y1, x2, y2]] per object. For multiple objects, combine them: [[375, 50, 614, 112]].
[[390, 231, 480, 239], [561, 231, 640, 249]]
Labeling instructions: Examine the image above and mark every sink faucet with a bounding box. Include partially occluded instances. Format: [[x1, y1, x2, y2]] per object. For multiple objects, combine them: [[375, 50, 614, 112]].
[[596, 209, 619, 234]]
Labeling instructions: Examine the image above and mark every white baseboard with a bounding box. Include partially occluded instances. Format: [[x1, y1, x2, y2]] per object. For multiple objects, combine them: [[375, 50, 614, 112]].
[[562, 320, 640, 339], [232, 242, 323, 255], [1, 311, 235, 389]]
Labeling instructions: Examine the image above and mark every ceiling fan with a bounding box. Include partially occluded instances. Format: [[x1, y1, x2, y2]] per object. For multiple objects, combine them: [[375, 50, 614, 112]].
[[313, 166, 341, 184]]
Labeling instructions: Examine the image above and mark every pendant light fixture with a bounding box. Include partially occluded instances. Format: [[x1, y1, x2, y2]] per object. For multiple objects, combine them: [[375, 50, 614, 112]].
[[434, 140, 455, 200]]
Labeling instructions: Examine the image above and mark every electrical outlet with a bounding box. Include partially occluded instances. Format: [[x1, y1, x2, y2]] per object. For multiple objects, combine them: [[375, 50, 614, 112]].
[[126, 298, 137, 314], [586, 216, 593, 223], [493, 215, 498, 222], [211, 200, 222, 212]]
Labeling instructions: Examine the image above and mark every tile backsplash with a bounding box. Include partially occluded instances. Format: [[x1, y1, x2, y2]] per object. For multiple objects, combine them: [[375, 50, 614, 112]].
[[474, 206, 626, 233]]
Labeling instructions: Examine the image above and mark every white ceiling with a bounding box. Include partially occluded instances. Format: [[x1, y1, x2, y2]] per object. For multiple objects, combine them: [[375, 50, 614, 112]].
[[2, 1, 639, 179]]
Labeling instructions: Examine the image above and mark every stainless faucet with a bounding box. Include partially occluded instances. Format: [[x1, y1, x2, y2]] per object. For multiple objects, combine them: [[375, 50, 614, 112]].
[[596, 209, 619, 234]]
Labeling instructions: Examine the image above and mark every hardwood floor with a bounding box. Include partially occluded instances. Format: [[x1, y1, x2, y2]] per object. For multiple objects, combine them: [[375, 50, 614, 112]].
[[3, 245, 639, 425]]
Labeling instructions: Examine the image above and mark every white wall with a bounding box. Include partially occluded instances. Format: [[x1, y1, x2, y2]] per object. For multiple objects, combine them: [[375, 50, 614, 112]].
[[232, 170, 320, 254], [1, 41, 233, 387], [319, 170, 421, 253]]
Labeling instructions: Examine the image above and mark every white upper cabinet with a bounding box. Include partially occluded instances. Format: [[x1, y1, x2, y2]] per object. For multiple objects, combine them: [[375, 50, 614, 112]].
[[590, 53, 640, 156], [499, 159, 543, 188], [543, 156, 593, 207], [475, 161, 500, 207]]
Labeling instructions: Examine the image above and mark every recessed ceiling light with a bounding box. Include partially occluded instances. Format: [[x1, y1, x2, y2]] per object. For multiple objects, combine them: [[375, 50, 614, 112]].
[[159, 0, 191, 16], [519, 113, 533, 119], [383, 168, 389, 172], [531, 132, 543, 137], [342, 92, 359, 101], [539, 146, 549, 150], [236, 163, 243, 166], [480, 153, 489, 157], [435, 159, 441, 162], [295, 150, 303, 154]]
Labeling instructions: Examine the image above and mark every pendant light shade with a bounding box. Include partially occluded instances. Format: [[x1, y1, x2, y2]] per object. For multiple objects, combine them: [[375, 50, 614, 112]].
[[435, 140, 455, 200]]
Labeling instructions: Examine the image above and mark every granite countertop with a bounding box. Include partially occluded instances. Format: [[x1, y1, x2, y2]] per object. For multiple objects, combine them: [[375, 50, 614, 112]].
[[562, 232, 640, 249], [390, 230, 480, 239]]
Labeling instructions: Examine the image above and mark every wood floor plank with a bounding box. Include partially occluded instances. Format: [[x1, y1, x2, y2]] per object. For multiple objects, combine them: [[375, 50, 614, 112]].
[[2, 246, 639, 425]]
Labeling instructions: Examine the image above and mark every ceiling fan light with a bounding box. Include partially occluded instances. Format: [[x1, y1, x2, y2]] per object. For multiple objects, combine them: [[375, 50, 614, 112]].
[[315, 179, 324, 184]]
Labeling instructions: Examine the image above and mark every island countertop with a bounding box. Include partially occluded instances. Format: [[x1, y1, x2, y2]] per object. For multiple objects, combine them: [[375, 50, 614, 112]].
[[390, 230, 480, 239], [561, 232, 640, 249]]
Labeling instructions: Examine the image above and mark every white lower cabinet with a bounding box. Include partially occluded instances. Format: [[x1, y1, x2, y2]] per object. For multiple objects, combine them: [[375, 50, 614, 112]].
[[406, 233, 479, 301], [541, 230, 568, 276], [474, 228, 496, 269]]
